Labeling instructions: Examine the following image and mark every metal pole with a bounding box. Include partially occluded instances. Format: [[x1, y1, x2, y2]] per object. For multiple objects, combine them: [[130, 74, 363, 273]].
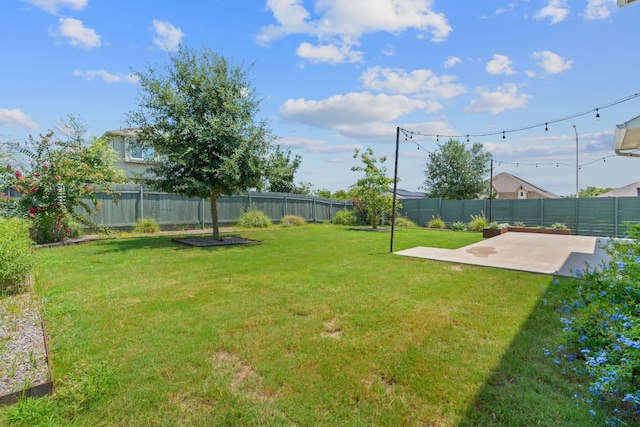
[[390, 126, 400, 253], [573, 125, 579, 198], [489, 158, 493, 222], [573, 124, 579, 234]]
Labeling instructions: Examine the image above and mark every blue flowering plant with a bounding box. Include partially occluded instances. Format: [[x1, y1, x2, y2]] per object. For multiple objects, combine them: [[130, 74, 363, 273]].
[[549, 224, 640, 425]]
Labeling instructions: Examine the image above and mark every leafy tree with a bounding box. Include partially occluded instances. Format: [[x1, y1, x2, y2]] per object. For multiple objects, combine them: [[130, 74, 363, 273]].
[[332, 189, 351, 200], [128, 45, 275, 239], [349, 148, 398, 229], [423, 139, 492, 200], [314, 189, 332, 199], [263, 145, 301, 193], [578, 186, 614, 198], [293, 181, 314, 196], [0, 116, 126, 242]]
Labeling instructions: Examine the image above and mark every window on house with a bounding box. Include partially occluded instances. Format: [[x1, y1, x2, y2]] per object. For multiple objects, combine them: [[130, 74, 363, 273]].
[[125, 138, 154, 163]]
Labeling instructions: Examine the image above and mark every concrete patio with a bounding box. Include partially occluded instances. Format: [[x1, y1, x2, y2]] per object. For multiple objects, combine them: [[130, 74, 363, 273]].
[[395, 232, 612, 277]]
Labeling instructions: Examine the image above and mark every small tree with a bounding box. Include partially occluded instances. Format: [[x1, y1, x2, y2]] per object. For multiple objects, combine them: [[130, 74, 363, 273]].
[[263, 145, 302, 193], [423, 139, 492, 200], [0, 116, 126, 242], [349, 148, 398, 229], [128, 45, 275, 240]]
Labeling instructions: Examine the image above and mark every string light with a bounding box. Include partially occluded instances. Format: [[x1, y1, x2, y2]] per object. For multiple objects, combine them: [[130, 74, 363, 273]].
[[397, 91, 640, 140]]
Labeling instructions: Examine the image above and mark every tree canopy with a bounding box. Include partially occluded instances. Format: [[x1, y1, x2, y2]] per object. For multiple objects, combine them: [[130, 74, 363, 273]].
[[423, 139, 492, 200], [350, 148, 398, 229], [578, 186, 615, 198], [263, 145, 302, 193], [0, 116, 126, 242], [128, 45, 275, 239]]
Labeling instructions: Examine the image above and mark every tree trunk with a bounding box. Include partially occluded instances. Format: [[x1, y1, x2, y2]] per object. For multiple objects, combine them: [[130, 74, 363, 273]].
[[210, 188, 222, 240]]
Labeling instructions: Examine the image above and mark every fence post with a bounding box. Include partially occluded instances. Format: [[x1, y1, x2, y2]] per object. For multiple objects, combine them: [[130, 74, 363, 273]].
[[540, 199, 544, 227], [139, 186, 144, 221], [615, 197, 619, 238], [201, 197, 205, 229]]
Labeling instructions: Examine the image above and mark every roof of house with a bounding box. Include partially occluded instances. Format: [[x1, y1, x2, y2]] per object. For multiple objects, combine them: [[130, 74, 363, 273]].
[[491, 172, 560, 198], [394, 188, 426, 199], [596, 182, 640, 198], [102, 128, 140, 138]]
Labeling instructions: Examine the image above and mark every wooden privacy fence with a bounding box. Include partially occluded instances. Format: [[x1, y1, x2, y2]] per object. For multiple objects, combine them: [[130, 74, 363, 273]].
[[87, 187, 352, 230], [400, 197, 640, 238]]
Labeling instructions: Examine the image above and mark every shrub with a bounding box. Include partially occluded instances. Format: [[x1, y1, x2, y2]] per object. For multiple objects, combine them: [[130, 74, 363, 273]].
[[467, 212, 488, 232], [332, 209, 357, 226], [487, 221, 500, 229], [394, 217, 417, 228], [134, 218, 160, 234], [237, 209, 272, 228], [551, 222, 568, 230], [450, 221, 466, 231], [281, 215, 306, 227], [427, 216, 446, 229], [0, 218, 36, 294], [546, 224, 640, 424], [513, 221, 526, 227]]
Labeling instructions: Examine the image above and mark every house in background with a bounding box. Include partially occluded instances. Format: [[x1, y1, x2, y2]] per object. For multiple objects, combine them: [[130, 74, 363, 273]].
[[596, 182, 640, 197], [491, 172, 559, 199], [102, 129, 154, 180], [394, 188, 427, 199]]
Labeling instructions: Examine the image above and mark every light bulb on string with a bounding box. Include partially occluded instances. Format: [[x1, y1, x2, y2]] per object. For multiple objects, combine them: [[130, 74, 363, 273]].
[[545, 123, 548, 132], [502, 131, 506, 139], [596, 109, 600, 120]]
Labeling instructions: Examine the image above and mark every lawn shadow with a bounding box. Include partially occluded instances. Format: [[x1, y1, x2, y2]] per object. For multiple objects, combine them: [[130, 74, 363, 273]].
[[458, 277, 603, 427]]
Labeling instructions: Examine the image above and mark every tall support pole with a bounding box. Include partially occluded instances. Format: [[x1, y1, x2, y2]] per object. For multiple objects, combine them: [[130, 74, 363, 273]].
[[573, 124, 579, 234], [489, 158, 494, 221], [390, 126, 400, 253], [573, 125, 579, 198]]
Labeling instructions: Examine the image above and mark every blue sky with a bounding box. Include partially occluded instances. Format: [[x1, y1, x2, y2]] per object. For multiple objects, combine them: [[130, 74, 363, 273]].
[[2, 0, 639, 196]]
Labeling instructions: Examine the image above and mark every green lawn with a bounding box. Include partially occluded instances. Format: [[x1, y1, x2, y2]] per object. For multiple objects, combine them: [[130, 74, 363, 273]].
[[1, 225, 603, 426]]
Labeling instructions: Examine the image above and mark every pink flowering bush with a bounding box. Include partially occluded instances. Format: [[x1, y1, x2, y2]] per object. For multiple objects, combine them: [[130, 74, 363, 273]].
[[0, 117, 126, 243]]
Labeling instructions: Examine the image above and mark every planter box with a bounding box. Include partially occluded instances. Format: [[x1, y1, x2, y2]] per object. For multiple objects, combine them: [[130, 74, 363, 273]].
[[508, 227, 571, 235], [483, 227, 571, 238], [482, 228, 508, 238]]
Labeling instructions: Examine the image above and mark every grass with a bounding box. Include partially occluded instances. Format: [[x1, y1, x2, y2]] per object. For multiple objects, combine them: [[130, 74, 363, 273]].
[[1, 225, 603, 425]]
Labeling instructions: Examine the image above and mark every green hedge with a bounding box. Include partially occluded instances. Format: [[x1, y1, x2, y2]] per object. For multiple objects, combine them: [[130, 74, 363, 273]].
[[0, 217, 36, 294]]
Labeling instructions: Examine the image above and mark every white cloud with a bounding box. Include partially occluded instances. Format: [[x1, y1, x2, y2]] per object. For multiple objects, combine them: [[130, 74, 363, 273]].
[[72, 69, 139, 83], [279, 136, 361, 154], [486, 54, 516, 76], [55, 17, 101, 49], [0, 108, 38, 130], [296, 42, 364, 64], [534, 0, 569, 24], [381, 44, 396, 56], [22, 0, 87, 14], [152, 19, 184, 51], [533, 50, 573, 74], [495, 2, 518, 15], [257, 0, 452, 64], [464, 84, 530, 115], [280, 92, 427, 129], [584, 0, 614, 20], [444, 56, 461, 68], [360, 66, 465, 102]]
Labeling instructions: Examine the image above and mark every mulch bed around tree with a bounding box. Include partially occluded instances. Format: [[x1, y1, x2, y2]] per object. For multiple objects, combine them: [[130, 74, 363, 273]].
[[172, 235, 260, 247]]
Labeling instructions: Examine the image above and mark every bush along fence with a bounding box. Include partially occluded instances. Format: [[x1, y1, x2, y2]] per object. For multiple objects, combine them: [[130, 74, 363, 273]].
[[400, 197, 640, 238], [84, 186, 352, 230]]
